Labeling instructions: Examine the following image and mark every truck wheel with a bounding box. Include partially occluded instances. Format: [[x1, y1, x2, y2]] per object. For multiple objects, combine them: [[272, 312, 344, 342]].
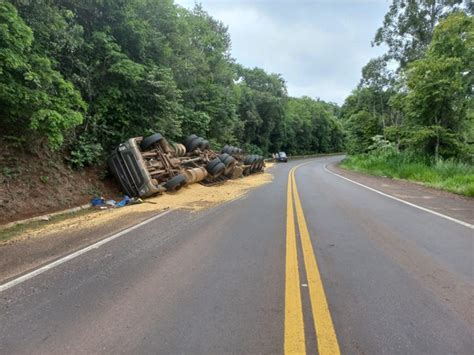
[[206, 157, 222, 173], [163, 174, 187, 192], [184, 134, 198, 146], [250, 156, 259, 172], [199, 139, 210, 150], [219, 153, 230, 162], [209, 162, 225, 178], [140, 133, 164, 151], [186, 137, 204, 152]]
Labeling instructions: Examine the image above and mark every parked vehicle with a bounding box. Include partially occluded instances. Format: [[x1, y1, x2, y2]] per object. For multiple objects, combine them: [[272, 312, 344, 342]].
[[108, 133, 265, 197], [275, 152, 288, 162]]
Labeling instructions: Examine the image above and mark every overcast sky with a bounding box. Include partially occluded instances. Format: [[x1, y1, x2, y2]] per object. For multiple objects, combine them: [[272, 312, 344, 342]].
[[175, 0, 390, 105]]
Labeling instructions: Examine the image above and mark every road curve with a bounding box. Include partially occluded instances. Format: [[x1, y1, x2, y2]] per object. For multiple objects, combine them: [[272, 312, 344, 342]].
[[0, 156, 472, 354]]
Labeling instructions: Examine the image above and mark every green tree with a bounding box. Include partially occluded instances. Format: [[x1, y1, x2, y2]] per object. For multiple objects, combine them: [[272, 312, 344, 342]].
[[1, 0, 344, 163], [172, 4, 238, 143], [344, 111, 380, 154], [359, 57, 395, 90], [285, 96, 344, 154], [0, 1, 85, 148], [235, 66, 288, 154], [373, 0, 466, 67], [402, 12, 473, 159]]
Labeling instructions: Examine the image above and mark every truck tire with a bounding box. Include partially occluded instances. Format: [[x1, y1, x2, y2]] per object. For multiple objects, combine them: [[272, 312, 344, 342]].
[[199, 139, 210, 150], [163, 174, 187, 192], [140, 133, 164, 151], [243, 155, 252, 165], [221, 145, 230, 153], [184, 134, 198, 146], [250, 155, 259, 172], [218, 153, 230, 162], [209, 162, 225, 178], [206, 157, 222, 173], [186, 137, 203, 152]]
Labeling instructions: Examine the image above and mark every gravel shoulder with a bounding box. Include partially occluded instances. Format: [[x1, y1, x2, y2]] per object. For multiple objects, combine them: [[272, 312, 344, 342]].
[[329, 162, 474, 225]]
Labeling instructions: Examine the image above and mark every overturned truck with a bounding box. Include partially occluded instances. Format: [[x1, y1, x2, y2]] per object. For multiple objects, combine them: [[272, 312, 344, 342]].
[[108, 133, 265, 198]]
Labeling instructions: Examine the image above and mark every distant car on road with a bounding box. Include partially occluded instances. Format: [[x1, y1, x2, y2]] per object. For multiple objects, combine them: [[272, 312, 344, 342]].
[[275, 152, 288, 162]]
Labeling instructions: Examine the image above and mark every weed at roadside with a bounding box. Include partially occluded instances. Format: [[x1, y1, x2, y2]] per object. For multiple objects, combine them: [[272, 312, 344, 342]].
[[341, 152, 474, 197]]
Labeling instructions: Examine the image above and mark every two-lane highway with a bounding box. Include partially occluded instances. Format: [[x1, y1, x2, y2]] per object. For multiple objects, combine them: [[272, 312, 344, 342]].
[[1, 156, 472, 354]]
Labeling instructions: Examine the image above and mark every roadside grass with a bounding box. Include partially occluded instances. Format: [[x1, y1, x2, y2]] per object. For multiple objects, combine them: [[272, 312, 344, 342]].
[[340, 152, 474, 197]]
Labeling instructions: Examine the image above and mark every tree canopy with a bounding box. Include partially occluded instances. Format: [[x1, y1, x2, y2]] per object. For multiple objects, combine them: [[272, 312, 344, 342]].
[[344, 1, 472, 161], [0, 0, 343, 167], [2, 0, 470, 166]]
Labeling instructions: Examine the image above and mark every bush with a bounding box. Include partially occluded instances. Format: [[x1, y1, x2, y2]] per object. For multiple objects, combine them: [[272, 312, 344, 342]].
[[243, 143, 264, 155], [69, 135, 103, 168], [367, 135, 396, 153]]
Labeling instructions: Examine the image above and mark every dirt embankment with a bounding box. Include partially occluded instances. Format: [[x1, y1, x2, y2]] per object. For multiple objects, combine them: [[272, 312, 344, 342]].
[[0, 142, 119, 225]]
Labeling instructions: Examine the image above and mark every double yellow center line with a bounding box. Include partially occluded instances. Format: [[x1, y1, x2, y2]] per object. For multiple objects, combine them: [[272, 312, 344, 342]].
[[285, 164, 340, 354]]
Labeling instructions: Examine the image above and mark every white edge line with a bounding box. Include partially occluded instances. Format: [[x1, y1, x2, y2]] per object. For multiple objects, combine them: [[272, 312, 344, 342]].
[[324, 165, 473, 230], [0, 209, 173, 293]]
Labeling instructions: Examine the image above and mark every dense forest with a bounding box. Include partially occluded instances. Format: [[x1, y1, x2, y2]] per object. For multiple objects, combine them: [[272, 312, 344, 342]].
[[0, 0, 343, 169], [340, 0, 473, 196], [342, 0, 473, 161]]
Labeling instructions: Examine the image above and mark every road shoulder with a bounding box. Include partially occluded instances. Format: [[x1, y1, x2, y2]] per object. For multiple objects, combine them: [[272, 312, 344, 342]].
[[0, 170, 273, 285], [327, 163, 473, 225]]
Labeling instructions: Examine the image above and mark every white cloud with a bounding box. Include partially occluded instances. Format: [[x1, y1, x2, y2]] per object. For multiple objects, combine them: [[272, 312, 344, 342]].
[[176, 0, 389, 104]]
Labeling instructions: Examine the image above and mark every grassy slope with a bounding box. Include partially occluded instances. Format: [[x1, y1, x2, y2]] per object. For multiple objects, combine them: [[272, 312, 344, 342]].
[[340, 153, 474, 197]]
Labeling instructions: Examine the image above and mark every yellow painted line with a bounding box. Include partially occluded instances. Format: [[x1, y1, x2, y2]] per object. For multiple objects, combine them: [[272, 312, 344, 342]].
[[284, 166, 306, 354], [291, 167, 341, 355]]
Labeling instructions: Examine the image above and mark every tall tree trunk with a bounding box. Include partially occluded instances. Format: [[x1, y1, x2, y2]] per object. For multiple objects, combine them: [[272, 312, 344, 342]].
[[434, 115, 440, 162], [380, 93, 385, 136]]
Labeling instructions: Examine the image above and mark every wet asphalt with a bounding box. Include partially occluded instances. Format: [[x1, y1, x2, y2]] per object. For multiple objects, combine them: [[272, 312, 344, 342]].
[[0, 156, 472, 354]]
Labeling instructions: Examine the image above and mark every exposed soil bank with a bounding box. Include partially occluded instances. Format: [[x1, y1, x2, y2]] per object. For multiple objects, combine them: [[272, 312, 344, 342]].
[[0, 143, 118, 225]]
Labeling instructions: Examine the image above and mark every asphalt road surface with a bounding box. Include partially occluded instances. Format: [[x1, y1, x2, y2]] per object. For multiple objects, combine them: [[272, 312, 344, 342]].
[[1, 156, 472, 354]]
